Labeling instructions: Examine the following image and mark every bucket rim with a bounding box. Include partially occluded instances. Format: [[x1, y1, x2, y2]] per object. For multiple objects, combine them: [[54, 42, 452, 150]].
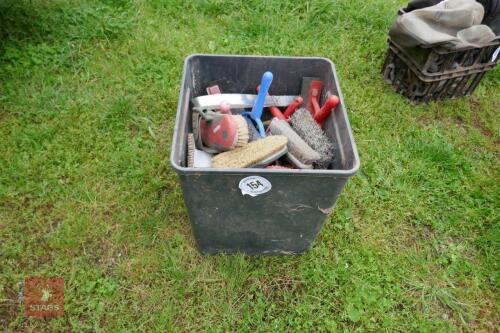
[[170, 54, 360, 177]]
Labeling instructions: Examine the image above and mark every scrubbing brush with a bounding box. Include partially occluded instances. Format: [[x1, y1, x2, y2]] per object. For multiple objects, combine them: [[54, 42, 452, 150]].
[[187, 133, 196, 167], [192, 109, 249, 153], [212, 135, 288, 168], [187, 133, 212, 168], [268, 118, 320, 168], [289, 108, 335, 168]]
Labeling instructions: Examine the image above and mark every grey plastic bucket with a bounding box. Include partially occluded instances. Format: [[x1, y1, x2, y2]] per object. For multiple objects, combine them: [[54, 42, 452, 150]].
[[170, 55, 360, 255]]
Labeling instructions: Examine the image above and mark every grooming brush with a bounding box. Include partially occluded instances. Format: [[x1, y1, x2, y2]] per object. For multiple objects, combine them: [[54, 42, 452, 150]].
[[193, 109, 249, 153], [228, 82, 259, 141], [187, 133, 212, 168], [212, 135, 288, 168], [314, 95, 340, 126], [289, 108, 335, 168], [254, 141, 288, 168], [285, 153, 314, 169], [247, 121, 261, 142], [242, 71, 273, 138], [187, 133, 195, 167], [268, 118, 320, 168]]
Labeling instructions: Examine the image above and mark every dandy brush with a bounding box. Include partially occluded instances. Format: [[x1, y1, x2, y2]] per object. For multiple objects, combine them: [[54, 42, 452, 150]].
[[212, 135, 288, 169], [186, 133, 212, 168], [268, 118, 320, 168]]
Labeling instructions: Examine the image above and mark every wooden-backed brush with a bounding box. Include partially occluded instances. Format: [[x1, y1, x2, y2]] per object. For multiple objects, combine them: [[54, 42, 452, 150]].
[[212, 136, 288, 168], [187, 133, 212, 168], [268, 118, 320, 168], [187, 133, 195, 167]]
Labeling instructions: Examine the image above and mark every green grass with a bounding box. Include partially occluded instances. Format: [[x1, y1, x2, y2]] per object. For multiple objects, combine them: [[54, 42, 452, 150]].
[[0, 0, 499, 331]]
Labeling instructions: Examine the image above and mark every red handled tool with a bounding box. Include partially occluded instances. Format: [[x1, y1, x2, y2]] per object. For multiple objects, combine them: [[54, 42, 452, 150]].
[[308, 80, 323, 117], [314, 95, 340, 126], [283, 96, 303, 119], [268, 104, 287, 120], [257, 86, 303, 121], [300, 77, 339, 127]]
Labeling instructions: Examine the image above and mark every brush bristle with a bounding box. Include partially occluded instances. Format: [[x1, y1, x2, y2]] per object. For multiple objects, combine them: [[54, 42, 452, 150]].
[[212, 136, 288, 168], [191, 113, 201, 150], [232, 114, 250, 147], [268, 118, 320, 165], [290, 108, 335, 167], [187, 133, 195, 167], [247, 120, 261, 141]]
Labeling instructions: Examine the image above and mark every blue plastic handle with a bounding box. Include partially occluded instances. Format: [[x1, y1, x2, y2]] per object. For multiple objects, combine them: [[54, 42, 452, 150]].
[[243, 71, 273, 138]]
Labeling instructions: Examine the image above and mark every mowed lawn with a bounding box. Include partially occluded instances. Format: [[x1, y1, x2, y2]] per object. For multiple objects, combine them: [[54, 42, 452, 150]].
[[0, 0, 499, 332]]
